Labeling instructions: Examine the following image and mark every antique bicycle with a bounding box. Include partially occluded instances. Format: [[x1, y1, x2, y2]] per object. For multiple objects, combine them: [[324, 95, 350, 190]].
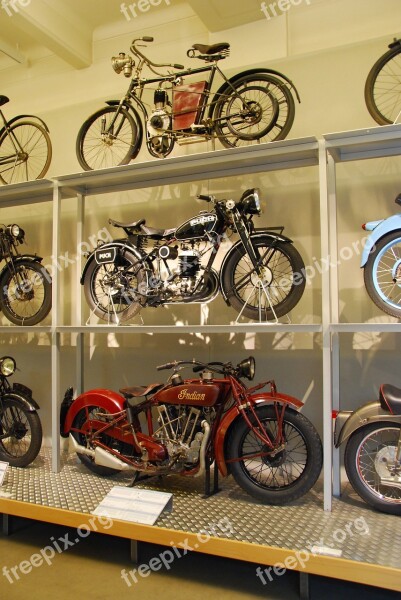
[[365, 38, 401, 125]]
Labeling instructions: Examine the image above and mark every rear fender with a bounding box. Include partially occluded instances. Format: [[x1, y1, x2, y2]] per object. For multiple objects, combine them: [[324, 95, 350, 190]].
[[62, 389, 126, 435], [80, 242, 144, 285], [214, 392, 303, 476], [334, 401, 401, 447], [360, 218, 401, 267]]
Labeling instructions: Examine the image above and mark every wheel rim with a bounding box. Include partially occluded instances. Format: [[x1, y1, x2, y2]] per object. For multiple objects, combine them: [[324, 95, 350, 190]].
[[4, 265, 47, 322], [80, 109, 135, 170], [90, 262, 141, 320], [355, 426, 401, 504], [372, 236, 401, 310], [224, 86, 278, 140], [0, 404, 33, 458], [371, 52, 401, 124], [237, 417, 308, 490], [0, 122, 50, 184]]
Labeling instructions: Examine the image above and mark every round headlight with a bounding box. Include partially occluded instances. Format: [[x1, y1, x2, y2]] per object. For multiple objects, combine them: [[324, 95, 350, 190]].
[[238, 188, 261, 215], [237, 356, 255, 381], [0, 356, 16, 377], [11, 224, 20, 237]]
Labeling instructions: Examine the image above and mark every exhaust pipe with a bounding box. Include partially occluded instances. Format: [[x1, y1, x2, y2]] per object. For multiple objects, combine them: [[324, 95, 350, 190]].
[[69, 434, 133, 471], [194, 420, 211, 478]]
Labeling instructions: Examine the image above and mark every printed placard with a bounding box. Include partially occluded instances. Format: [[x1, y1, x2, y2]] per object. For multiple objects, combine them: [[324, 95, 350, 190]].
[[92, 486, 173, 525], [0, 462, 9, 486]]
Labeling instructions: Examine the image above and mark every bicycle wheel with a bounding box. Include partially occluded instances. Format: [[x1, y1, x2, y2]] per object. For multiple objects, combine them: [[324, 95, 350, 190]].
[[363, 231, 401, 318], [365, 41, 401, 125], [76, 106, 140, 171], [213, 74, 295, 147], [0, 120, 51, 184]]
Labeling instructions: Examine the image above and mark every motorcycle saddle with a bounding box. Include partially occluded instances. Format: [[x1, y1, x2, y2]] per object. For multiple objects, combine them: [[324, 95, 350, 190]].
[[0, 95, 9, 107], [192, 43, 230, 55], [119, 383, 164, 398], [109, 218, 174, 240], [379, 383, 401, 415]]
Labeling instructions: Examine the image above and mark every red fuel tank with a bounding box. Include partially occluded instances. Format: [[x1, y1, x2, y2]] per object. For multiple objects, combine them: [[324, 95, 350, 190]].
[[154, 383, 221, 407]]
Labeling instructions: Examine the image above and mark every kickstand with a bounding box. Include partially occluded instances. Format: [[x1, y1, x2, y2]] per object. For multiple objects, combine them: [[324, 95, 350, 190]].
[[203, 459, 220, 498], [127, 472, 164, 488]]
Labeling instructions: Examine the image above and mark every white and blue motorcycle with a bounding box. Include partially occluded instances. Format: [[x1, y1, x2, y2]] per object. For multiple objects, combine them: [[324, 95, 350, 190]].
[[361, 193, 401, 318]]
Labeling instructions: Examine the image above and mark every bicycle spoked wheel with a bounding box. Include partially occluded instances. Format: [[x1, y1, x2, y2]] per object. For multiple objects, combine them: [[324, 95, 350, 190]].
[[0, 120, 52, 184], [365, 42, 401, 125]]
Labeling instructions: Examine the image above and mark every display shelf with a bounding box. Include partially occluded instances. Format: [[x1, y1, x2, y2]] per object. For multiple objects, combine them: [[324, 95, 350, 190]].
[[0, 178, 53, 207], [56, 324, 322, 334], [330, 322, 401, 333], [324, 123, 401, 162], [0, 326, 52, 333]]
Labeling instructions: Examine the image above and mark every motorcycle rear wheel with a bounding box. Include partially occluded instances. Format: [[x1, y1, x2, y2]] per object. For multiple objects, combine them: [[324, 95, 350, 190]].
[[222, 237, 305, 321], [227, 405, 322, 504], [0, 398, 42, 467], [344, 422, 401, 515], [363, 231, 401, 318]]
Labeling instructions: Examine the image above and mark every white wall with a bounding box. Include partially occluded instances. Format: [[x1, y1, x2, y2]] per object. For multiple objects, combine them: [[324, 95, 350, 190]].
[[0, 0, 400, 443]]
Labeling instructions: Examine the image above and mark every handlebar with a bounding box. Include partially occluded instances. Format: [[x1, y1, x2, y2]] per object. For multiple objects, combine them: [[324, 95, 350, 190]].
[[130, 37, 185, 71], [197, 194, 215, 202]]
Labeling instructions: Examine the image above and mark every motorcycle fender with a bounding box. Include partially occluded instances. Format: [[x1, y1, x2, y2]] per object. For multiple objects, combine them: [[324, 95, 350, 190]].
[[334, 401, 401, 447], [0, 115, 49, 137], [80, 242, 144, 285], [360, 217, 401, 267], [3, 391, 40, 412], [219, 233, 293, 304], [104, 100, 143, 159], [0, 254, 44, 280], [62, 389, 126, 435], [214, 393, 304, 477]]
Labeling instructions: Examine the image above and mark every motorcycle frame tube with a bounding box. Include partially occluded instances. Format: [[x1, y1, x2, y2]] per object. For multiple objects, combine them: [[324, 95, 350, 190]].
[[1, 391, 40, 412], [214, 392, 304, 477], [360, 216, 401, 266], [334, 401, 401, 447]]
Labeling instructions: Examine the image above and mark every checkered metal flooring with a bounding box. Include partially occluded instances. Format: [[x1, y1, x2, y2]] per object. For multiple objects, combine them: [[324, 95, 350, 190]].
[[1, 448, 400, 570]]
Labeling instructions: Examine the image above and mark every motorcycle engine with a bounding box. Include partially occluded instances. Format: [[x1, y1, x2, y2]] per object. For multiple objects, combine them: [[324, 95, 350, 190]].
[[156, 245, 202, 298], [147, 109, 171, 136]]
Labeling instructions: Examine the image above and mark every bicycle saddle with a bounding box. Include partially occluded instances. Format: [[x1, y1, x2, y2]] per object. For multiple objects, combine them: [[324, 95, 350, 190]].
[[192, 43, 230, 55], [0, 95, 10, 107], [380, 383, 401, 415]]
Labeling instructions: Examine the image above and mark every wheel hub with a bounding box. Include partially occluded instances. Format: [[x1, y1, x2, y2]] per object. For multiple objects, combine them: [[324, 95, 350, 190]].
[[241, 101, 263, 125], [10, 422, 28, 440], [374, 445, 398, 478], [262, 445, 287, 467], [250, 266, 273, 287]]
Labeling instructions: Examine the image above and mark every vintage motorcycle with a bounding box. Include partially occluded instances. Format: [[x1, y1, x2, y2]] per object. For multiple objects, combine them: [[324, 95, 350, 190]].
[[0, 222, 52, 325], [334, 383, 401, 515], [76, 36, 300, 170], [81, 188, 306, 324], [0, 355, 42, 467], [361, 192, 401, 318], [60, 356, 323, 504]]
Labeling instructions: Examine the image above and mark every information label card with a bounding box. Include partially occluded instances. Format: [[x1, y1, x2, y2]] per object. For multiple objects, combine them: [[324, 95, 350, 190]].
[[92, 486, 173, 525], [0, 462, 8, 486]]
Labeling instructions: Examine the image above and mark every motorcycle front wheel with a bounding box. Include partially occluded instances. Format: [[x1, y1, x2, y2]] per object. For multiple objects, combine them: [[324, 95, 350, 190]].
[[0, 398, 42, 467], [363, 231, 401, 318], [76, 106, 141, 171], [344, 423, 401, 515], [0, 260, 52, 325], [213, 74, 295, 147], [222, 237, 305, 321], [227, 405, 322, 504]]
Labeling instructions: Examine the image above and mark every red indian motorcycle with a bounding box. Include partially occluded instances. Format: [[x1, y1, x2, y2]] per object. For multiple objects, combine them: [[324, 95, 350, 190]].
[[60, 357, 322, 504]]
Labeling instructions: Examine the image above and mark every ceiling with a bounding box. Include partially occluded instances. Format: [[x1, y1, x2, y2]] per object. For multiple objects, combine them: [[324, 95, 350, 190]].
[[0, 0, 315, 69]]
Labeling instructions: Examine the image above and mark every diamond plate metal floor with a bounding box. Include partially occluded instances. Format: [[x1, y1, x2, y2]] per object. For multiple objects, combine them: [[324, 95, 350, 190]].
[[1, 448, 400, 572]]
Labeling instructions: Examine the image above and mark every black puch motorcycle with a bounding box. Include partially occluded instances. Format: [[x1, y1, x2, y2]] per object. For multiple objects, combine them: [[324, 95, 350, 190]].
[[81, 188, 306, 324], [0, 356, 42, 467]]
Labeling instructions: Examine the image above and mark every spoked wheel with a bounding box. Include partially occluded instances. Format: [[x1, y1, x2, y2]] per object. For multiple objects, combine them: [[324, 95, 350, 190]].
[[344, 423, 401, 515], [222, 237, 306, 321], [0, 121, 52, 184], [363, 231, 401, 318], [83, 251, 146, 324], [76, 106, 140, 171], [71, 405, 125, 476], [213, 74, 295, 147], [227, 405, 322, 504], [0, 398, 42, 467], [0, 260, 52, 325], [365, 40, 401, 125]]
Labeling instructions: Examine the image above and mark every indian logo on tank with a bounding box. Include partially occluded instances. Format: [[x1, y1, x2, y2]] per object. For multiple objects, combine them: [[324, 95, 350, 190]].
[[177, 388, 206, 401]]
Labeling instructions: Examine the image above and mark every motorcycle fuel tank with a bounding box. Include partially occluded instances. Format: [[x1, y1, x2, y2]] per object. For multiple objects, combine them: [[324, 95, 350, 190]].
[[154, 383, 221, 406], [175, 213, 218, 241]]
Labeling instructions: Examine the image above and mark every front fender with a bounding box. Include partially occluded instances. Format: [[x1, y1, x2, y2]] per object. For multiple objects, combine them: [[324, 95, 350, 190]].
[[80, 242, 144, 285], [0, 254, 44, 280], [0, 115, 49, 138], [3, 391, 40, 412], [334, 401, 401, 447], [360, 217, 401, 267], [62, 388, 126, 435], [214, 393, 303, 476], [219, 233, 293, 303]]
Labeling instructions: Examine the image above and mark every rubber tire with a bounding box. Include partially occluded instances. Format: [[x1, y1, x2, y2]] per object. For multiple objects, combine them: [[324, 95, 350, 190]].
[[83, 249, 146, 324], [213, 74, 295, 147], [365, 43, 401, 125], [222, 237, 305, 321], [363, 231, 401, 319], [226, 405, 322, 504], [71, 406, 122, 476], [0, 260, 52, 325], [0, 120, 52, 184], [344, 423, 401, 515], [0, 398, 42, 467], [76, 106, 140, 171]]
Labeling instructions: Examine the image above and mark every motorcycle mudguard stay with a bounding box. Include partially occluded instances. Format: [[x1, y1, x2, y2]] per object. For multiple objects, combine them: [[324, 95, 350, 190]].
[[0, 115, 50, 138], [105, 100, 143, 159], [2, 391, 40, 412], [219, 231, 293, 304], [61, 389, 126, 434], [79, 242, 145, 285], [214, 391, 303, 477], [334, 401, 401, 447], [360, 217, 401, 267]]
